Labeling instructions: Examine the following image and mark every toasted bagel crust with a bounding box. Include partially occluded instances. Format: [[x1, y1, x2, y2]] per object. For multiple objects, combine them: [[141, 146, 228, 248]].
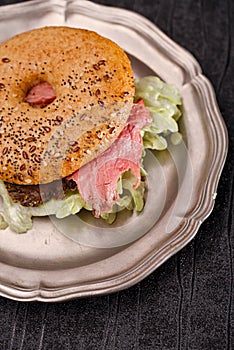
[[0, 26, 134, 185]]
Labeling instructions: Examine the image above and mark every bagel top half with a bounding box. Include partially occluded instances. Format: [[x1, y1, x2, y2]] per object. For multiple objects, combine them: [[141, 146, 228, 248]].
[[0, 26, 135, 185]]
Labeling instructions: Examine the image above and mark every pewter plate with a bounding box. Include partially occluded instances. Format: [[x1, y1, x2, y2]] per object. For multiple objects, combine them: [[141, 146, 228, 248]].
[[0, 0, 228, 302]]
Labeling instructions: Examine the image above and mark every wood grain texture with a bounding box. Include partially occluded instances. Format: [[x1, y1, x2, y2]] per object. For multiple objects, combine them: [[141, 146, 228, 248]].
[[0, 0, 233, 349]]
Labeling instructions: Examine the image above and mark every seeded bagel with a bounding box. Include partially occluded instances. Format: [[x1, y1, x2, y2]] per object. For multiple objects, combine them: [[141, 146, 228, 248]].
[[0, 26, 134, 185]]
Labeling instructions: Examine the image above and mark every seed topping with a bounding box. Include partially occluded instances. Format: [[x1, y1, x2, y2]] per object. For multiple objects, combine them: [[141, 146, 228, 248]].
[[29, 146, 36, 153], [3, 147, 8, 155], [22, 151, 29, 159], [34, 155, 41, 163], [42, 126, 51, 133], [20, 164, 26, 171], [73, 146, 80, 152], [2, 57, 10, 63], [25, 137, 36, 142]]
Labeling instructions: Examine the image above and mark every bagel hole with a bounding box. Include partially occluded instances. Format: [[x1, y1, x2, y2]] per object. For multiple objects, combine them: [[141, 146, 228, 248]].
[[25, 81, 56, 108]]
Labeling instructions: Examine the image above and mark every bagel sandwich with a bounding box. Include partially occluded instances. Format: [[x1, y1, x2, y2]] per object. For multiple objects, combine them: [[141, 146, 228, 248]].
[[0, 26, 182, 233]]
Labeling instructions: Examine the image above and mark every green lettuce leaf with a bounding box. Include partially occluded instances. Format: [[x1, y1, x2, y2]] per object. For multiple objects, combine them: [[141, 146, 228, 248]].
[[0, 180, 33, 233], [135, 76, 182, 150]]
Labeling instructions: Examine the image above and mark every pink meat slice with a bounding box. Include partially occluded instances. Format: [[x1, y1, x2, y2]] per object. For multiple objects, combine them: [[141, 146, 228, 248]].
[[25, 82, 56, 107], [69, 99, 152, 216]]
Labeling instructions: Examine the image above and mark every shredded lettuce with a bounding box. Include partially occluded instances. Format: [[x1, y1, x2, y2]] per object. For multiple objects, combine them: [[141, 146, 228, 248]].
[[135, 76, 182, 150], [0, 213, 8, 230], [0, 76, 182, 233], [119, 171, 145, 212]]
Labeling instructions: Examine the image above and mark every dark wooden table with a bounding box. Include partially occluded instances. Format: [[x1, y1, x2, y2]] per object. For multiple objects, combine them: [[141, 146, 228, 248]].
[[0, 1, 233, 349]]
